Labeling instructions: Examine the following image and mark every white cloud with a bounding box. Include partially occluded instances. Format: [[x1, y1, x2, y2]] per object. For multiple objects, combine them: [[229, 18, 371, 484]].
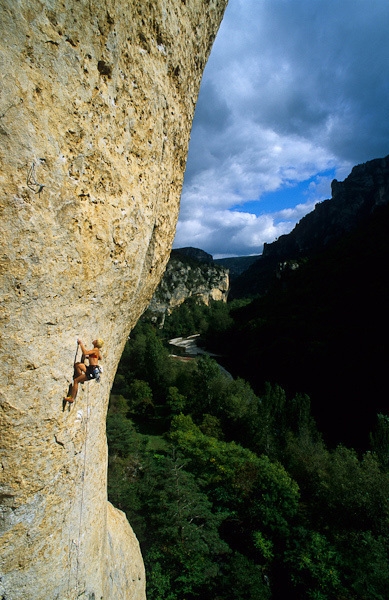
[[174, 201, 319, 259], [174, 209, 270, 258], [274, 200, 318, 223], [185, 121, 340, 207], [175, 0, 389, 257]]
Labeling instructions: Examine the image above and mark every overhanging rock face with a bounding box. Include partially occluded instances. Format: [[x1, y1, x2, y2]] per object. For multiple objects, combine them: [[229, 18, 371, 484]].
[[0, 1, 228, 598]]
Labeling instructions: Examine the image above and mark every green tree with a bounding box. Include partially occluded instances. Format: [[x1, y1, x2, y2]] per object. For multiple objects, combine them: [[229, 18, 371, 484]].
[[127, 379, 154, 415], [143, 329, 174, 400], [166, 386, 186, 415], [186, 354, 225, 417], [161, 295, 220, 339], [106, 413, 139, 458], [108, 394, 129, 417], [218, 552, 271, 600], [370, 413, 389, 471], [169, 414, 299, 540], [284, 528, 343, 600], [108, 285, 389, 600], [207, 301, 233, 335], [140, 451, 229, 599], [337, 531, 389, 600], [253, 383, 288, 459], [215, 377, 260, 443], [200, 413, 224, 440], [316, 447, 389, 535], [106, 413, 146, 535]]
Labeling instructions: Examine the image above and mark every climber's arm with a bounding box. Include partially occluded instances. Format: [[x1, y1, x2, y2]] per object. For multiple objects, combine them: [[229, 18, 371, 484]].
[[77, 340, 96, 357]]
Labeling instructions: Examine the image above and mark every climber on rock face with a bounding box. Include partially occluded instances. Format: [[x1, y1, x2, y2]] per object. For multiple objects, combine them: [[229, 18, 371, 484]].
[[65, 338, 104, 403]]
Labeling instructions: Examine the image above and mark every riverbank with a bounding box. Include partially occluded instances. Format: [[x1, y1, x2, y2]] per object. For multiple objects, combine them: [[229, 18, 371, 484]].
[[169, 334, 218, 357], [169, 334, 233, 379]]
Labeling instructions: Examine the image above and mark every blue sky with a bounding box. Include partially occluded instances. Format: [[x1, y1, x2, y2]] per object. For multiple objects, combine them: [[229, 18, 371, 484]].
[[232, 168, 337, 214], [173, 0, 389, 258]]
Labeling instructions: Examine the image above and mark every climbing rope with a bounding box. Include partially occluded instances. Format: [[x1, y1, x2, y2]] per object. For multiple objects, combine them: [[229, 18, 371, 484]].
[[74, 340, 80, 365], [75, 383, 90, 596], [67, 382, 91, 598]]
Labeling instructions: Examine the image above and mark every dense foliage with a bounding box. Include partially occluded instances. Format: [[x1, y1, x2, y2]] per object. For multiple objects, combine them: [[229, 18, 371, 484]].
[[108, 316, 389, 600]]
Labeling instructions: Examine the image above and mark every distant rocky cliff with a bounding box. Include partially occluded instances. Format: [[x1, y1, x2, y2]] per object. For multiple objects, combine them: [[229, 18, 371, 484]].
[[263, 155, 389, 260], [0, 1, 227, 599], [148, 248, 229, 325], [231, 155, 389, 299]]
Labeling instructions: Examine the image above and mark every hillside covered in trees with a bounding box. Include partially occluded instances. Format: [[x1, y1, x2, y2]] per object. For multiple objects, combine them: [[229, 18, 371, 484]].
[[210, 202, 389, 450], [107, 156, 389, 599], [108, 314, 389, 599]]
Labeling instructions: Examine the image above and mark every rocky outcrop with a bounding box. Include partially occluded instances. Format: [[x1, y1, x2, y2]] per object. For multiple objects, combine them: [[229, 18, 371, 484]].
[[170, 246, 214, 264], [148, 248, 229, 324], [0, 1, 228, 598], [231, 155, 389, 299], [263, 155, 389, 260]]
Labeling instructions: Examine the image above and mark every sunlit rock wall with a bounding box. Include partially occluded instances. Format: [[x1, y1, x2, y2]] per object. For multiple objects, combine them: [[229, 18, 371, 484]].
[[0, 0, 228, 598], [148, 253, 229, 326]]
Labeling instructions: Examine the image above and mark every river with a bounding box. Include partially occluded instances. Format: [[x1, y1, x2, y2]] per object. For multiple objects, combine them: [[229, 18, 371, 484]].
[[169, 334, 233, 379]]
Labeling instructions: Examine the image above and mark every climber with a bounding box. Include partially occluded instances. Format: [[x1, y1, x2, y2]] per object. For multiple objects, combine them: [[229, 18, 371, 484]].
[[64, 338, 104, 403]]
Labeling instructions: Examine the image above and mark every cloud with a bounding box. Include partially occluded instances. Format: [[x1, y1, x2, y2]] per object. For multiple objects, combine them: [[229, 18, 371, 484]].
[[174, 198, 318, 259], [175, 0, 389, 257], [174, 208, 283, 258], [184, 120, 339, 208]]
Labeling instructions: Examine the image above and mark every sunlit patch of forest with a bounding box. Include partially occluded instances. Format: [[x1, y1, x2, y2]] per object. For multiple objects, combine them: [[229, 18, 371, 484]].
[[108, 293, 389, 600]]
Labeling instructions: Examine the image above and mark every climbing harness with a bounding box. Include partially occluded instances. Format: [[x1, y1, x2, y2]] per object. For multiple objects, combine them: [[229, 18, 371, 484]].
[[88, 365, 103, 383]]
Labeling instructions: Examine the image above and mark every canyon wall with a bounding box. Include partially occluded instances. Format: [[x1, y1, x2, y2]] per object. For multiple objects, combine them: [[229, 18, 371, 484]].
[[263, 155, 389, 259], [231, 155, 389, 299], [0, 1, 228, 598], [148, 248, 229, 325]]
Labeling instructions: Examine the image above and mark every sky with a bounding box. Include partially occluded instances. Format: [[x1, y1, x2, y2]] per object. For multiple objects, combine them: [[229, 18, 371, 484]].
[[173, 0, 389, 258]]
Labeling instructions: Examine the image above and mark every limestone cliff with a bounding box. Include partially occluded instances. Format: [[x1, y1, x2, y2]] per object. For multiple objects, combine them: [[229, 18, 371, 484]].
[[0, 1, 228, 598], [148, 248, 229, 325]]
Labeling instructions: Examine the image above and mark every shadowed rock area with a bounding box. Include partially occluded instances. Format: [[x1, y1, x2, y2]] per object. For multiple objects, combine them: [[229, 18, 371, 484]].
[[0, 1, 228, 598]]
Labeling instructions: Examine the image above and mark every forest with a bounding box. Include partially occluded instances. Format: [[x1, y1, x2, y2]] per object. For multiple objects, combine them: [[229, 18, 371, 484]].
[[107, 295, 389, 599]]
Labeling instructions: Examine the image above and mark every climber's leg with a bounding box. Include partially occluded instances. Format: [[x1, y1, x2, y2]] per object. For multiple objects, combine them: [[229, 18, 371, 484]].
[[65, 365, 88, 402], [74, 362, 87, 377]]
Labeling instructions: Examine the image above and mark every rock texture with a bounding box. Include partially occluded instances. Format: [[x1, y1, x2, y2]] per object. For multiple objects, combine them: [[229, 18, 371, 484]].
[[0, 1, 227, 598], [148, 248, 229, 325]]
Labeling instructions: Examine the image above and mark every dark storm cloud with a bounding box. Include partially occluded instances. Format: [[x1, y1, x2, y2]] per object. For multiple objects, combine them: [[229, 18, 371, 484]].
[[175, 0, 389, 257]]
